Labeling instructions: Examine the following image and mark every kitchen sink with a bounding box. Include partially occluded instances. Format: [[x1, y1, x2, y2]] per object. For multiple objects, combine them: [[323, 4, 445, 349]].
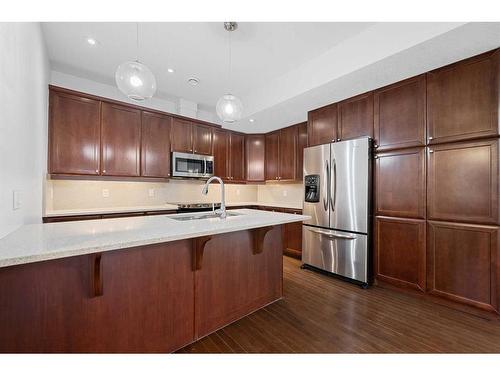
[[170, 211, 243, 221]]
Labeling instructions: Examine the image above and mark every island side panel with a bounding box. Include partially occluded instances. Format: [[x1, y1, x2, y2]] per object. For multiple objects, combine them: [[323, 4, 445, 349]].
[[0, 240, 195, 353], [194, 226, 283, 339]]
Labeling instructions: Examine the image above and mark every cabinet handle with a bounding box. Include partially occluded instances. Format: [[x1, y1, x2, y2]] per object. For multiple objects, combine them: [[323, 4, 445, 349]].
[[102, 170, 106, 174], [374, 144, 379, 148], [337, 138, 341, 142], [429, 150, 434, 153], [374, 156, 379, 159], [95, 169, 99, 173], [428, 136, 433, 140]]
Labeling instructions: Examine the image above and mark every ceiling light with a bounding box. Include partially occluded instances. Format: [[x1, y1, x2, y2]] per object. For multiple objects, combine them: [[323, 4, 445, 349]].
[[217, 22, 243, 123], [115, 23, 157, 101], [188, 77, 200, 86], [86, 37, 97, 46], [167, 68, 174, 73], [249, 118, 255, 123]]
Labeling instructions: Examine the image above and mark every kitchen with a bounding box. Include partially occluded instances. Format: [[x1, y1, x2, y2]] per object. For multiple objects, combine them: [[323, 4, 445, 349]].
[[1, 5, 500, 371]]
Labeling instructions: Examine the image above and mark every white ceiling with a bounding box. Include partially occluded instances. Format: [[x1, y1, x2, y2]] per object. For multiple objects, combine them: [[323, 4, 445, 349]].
[[42, 22, 500, 133]]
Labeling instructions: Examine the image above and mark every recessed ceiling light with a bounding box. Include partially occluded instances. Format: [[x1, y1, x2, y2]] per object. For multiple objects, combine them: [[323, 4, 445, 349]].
[[187, 77, 200, 86], [86, 37, 97, 46], [249, 118, 255, 123], [167, 68, 174, 73]]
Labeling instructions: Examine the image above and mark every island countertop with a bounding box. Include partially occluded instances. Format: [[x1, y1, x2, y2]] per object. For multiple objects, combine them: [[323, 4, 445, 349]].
[[0, 209, 309, 268]]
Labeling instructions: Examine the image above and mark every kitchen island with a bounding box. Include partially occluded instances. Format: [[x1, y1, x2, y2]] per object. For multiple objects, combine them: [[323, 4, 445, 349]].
[[0, 209, 308, 353]]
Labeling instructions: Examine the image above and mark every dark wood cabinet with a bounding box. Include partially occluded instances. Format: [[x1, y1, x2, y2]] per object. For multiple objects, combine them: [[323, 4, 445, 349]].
[[101, 103, 141, 177], [427, 139, 499, 224], [170, 118, 194, 153], [265, 131, 280, 181], [141, 112, 171, 178], [375, 148, 426, 219], [282, 208, 303, 259], [427, 50, 499, 144], [212, 128, 229, 179], [338, 92, 374, 141], [192, 124, 213, 155], [374, 75, 426, 151], [307, 103, 337, 146], [245, 134, 265, 182], [49, 91, 101, 175], [279, 126, 298, 180], [229, 132, 245, 182], [296, 122, 308, 181], [427, 221, 499, 312], [375, 216, 426, 291]]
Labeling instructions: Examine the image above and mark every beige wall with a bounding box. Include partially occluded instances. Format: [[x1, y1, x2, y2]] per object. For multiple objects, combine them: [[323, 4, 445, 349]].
[[45, 178, 303, 213]]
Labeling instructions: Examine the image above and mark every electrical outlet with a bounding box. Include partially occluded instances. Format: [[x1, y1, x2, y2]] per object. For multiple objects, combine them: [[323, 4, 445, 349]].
[[283, 190, 288, 197], [236, 189, 240, 196], [148, 188, 155, 198], [102, 189, 110, 198], [12, 190, 21, 210]]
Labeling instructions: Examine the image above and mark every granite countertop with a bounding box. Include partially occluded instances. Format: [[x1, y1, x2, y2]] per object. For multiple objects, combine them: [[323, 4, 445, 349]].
[[43, 201, 303, 217], [0, 209, 309, 268]]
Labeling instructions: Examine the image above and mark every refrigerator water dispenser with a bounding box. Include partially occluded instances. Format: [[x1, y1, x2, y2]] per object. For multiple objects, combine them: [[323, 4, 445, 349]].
[[304, 175, 320, 202]]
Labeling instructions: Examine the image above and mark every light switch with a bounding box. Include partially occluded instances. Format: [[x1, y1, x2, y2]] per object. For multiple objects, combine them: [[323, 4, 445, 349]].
[[148, 188, 155, 197], [13, 190, 21, 210], [236, 189, 240, 196], [283, 190, 288, 197], [102, 189, 110, 198]]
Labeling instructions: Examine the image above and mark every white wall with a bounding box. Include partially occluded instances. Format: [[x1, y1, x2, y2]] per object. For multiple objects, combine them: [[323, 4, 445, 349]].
[[0, 23, 49, 238], [50, 70, 218, 124]]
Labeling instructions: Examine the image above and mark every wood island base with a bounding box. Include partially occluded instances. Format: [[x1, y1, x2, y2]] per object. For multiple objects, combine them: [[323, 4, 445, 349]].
[[0, 226, 283, 353]]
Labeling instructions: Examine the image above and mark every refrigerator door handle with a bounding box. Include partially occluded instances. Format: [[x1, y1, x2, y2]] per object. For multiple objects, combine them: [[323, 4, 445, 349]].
[[322, 160, 330, 211], [306, 227, 356, 240], [330, 157, 337, 211]]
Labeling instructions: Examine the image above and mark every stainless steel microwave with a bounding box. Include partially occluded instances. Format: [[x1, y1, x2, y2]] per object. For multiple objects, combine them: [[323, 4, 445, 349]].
[[171, 152, 214, 178]]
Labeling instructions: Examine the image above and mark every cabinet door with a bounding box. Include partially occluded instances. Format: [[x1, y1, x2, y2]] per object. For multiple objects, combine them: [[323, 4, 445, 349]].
[[279, 126, 298, 180], [428, 139, 499, 224], [212, 128, 229, 179], [307, 103, 337, 146], [101, 103, 141, 176], [282, 209, 303, 259], [338, 92, 374, 141], [296, 122, 308, 181], [49, 91, 101, 175], [265, 131, 280, 181], [171, 118, 193, 153], [141, 112, 171, 178], [375, 148, 426, 219], [374, 75, 426, 151], [192, 123, 213, 155], [427, 221, 499, 312], [229, 132, 245, 182], [427, 50, 499, 144], [375, 216, 426, 291], [245, 134, 265, 182]]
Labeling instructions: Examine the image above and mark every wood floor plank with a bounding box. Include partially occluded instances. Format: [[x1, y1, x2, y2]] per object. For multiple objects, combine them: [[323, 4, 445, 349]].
[[178, 256, 500, 353]]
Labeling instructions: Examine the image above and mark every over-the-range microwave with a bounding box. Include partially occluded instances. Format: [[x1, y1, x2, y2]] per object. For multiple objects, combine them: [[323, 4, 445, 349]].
[[171, 151, 214, 178]]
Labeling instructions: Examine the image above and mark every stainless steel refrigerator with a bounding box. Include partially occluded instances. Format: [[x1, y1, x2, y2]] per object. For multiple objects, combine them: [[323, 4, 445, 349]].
[[302, 137, 372, 286]]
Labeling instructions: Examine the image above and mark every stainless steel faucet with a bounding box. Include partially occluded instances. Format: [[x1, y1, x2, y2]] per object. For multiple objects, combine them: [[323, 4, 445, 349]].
[[201, 176, 226, 219]]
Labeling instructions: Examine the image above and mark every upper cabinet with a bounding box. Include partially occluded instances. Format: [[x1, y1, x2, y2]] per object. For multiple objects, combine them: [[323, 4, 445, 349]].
[[265, 125, 302, 182], [338, 92, 374, 141], [296, 122, 308, 181], [212, 128, 229, 180], [427, 50, 499, 144], [101, 103, 142, 177], [374, 75, 426, 151], [229, 132, 245, 182], [192, 124, 213, 155], [141, 112, 171, 178], [49, 91, 101, 175], [245, 134, 265, 182], [307, 103, 337, 146]]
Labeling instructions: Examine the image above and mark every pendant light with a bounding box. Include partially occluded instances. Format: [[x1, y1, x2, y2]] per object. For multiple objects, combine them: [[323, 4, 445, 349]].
[[115, 23, 157, 101], [216, 22, 243, 123]]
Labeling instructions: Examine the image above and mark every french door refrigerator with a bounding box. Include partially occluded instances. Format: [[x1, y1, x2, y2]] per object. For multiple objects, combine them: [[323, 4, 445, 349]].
[[302, 137, 372, 286]]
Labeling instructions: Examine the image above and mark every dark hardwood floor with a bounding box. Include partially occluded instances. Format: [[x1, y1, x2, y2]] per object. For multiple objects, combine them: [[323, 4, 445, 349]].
[[178, 256, 500, 353]]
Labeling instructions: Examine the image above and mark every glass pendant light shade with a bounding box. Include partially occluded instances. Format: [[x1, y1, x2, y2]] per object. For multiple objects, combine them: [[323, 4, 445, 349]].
[[115, 60, 157, 101], [216, 94, 243, 123]]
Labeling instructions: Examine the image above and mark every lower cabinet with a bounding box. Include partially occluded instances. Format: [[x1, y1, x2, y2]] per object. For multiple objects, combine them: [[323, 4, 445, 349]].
[[375, 216, 426, 291], [427, 221, 499, 312]]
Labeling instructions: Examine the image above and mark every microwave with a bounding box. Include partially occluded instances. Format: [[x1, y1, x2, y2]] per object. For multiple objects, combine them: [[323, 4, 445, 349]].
[[171, 152, 214, 178]]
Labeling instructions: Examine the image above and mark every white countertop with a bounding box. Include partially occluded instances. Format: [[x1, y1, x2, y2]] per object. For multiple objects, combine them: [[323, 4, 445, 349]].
[[0, 209, 309, 268], [44, 201, 303, 217]]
